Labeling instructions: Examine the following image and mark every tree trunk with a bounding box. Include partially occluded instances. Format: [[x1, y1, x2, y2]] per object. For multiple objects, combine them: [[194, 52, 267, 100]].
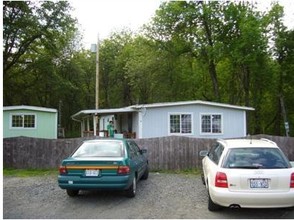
[[200, 2, 220, 101]]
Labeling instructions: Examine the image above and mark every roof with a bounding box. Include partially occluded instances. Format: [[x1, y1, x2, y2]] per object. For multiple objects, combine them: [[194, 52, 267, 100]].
[[3, 105, 57, 113], [71, 100, 254, 121], [84, 138, 127, 143], [130, 100, 254, 111], [218, 138, 278, 149], [71, 107, 136, 121]]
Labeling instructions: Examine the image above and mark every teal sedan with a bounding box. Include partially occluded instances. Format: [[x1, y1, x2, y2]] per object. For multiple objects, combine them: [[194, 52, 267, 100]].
[[58, 138, 149, 198]]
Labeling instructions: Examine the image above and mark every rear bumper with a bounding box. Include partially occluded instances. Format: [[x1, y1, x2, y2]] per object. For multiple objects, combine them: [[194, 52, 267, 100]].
[[210, 187, 294, 208], [58, 175, 132, 190]]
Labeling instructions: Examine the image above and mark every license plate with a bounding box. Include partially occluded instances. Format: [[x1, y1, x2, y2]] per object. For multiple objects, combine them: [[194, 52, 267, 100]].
[[85, 169, 99, 177], [250, 179, 269, 188]]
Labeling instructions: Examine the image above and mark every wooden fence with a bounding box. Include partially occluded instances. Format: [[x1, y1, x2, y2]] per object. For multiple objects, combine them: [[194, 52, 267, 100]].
[[135, 136, 214, 170], [3, 135, 294, 170]]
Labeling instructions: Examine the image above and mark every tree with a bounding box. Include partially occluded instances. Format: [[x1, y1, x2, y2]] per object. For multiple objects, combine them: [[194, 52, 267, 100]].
[[124, 36, 161, 104], [266, 3, 294, 136], [99, 30, 136, 107], [145, 1, 224, 101], [3, 1, 77, 105]]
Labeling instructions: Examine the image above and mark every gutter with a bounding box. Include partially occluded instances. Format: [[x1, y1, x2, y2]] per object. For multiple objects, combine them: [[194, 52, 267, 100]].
[[71, 113, 83, 123]]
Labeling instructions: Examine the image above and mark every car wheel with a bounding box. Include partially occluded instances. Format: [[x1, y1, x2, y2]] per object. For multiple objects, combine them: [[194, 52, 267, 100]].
[[141, 166, 149, 180], [66, 189, 79, 197], [208, 189, 221, 211], [125, 176, 136, 198]]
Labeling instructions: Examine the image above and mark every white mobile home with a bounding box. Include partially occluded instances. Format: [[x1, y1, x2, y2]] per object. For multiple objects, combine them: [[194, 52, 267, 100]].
[[71, 100, 254, 139]]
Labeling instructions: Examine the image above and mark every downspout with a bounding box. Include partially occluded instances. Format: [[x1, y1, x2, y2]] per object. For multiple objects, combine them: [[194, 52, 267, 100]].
[[138, 111, 142, 139], [243, 111, 247, 137]]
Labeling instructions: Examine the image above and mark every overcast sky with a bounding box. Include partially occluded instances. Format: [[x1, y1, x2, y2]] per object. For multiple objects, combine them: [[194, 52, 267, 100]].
[[70, 0, 162, 47], [70, 0, 294, 48]]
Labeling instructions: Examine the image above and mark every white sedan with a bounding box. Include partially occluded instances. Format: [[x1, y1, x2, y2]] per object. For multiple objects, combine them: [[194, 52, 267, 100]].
[[200, 138, 294, 211]]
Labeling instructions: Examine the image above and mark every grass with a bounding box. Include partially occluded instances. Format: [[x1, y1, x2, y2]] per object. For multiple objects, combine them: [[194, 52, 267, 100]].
[[152, 168, 201, 176], [3, 168, 201, 177], [3, 168, 58, 177]]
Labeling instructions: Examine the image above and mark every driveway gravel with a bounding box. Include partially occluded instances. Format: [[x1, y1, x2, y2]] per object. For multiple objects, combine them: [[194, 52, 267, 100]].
[[3, 173, 294, 219]]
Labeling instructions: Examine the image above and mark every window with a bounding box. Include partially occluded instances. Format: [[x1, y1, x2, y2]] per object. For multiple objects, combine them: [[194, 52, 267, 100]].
[[222, 148, 290, 169], [128, 141, 141, 158], [208, 143, 224, 165], [72, 141, 124, 157], [169, 113, 192, 134], [201, 114, 222, 134], [11, 114, 36, 128]]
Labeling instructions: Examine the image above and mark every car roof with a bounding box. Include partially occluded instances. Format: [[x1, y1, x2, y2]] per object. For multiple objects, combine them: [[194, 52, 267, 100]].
[[217, 138, 279, 149], [83, 138, 127, 143]]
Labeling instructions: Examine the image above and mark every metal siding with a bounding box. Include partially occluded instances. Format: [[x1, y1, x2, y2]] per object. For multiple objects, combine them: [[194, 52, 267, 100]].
[[132, 112, 139, 136], [141, 107, 168, 138], [141, 105, 197, 138], [196, 105, 246, 138], [3, 109, 57, 139], [141, 104, 247, 138]]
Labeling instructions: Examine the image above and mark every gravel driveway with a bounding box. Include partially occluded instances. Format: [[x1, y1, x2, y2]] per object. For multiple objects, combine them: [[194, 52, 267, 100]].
[[3, 173, 294, 219]]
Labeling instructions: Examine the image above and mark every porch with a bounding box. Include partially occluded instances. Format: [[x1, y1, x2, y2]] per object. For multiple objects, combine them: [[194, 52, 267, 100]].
[[71, 107, 141, 138], [82, 130, 136, 139]]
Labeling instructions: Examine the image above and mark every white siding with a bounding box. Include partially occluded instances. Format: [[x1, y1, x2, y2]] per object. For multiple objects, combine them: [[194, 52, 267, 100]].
[[141, 104, 248, 139], [132, 112, 139, 136]]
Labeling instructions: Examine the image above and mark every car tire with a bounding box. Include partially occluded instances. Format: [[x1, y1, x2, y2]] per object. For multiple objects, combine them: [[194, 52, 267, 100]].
[[208, 189, 221, 211], [66, 189, 79, 197], [125, 176, 136, 198], [141, 166, 149, 180]]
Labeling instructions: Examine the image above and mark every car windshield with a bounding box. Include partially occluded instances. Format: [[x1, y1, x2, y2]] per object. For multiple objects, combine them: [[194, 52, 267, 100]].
[[222, 147, 290, 169], [72, 141, 124, 157]]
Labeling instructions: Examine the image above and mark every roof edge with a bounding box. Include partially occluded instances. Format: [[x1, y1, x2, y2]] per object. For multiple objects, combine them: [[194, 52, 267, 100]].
[[71, 107, 137, 121], [3, 105, 57, 113], [71, 100, 255, 121], [131, 100, 255, 111]]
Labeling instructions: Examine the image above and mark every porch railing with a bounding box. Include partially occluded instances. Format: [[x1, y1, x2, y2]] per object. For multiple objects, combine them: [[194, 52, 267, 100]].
[[82, 130, 136, 139]]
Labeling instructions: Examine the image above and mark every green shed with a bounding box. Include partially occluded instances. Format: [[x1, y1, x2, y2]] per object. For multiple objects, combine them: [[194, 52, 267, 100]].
[[3, 105, 58, 139]]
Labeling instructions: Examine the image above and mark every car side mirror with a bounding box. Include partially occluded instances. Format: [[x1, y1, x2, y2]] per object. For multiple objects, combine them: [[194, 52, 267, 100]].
[[199, 150, 208, 157], [140, 149, 147, 154]]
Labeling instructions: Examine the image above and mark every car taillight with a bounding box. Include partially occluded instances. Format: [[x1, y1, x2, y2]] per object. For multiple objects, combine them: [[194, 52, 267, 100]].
[[59, 166, 67, 175], [215, 172, 228, 188], [117, 166, 130, 175], [291, 173, 294, 188]]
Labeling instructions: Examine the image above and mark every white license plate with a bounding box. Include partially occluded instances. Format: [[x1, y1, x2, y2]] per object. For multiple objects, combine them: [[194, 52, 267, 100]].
[[250, 179, 269, 188], [85, 169, 99, 177]]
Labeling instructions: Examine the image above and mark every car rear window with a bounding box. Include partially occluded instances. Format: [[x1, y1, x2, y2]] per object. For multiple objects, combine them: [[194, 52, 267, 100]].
[[72, 141, 124, 157], [222, 147, 290, 169]]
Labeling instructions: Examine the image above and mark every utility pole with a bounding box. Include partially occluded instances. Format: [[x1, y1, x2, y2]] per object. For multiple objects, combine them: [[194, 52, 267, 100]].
[[95, 35, 99, 109], [91, 34, 100, 136]]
